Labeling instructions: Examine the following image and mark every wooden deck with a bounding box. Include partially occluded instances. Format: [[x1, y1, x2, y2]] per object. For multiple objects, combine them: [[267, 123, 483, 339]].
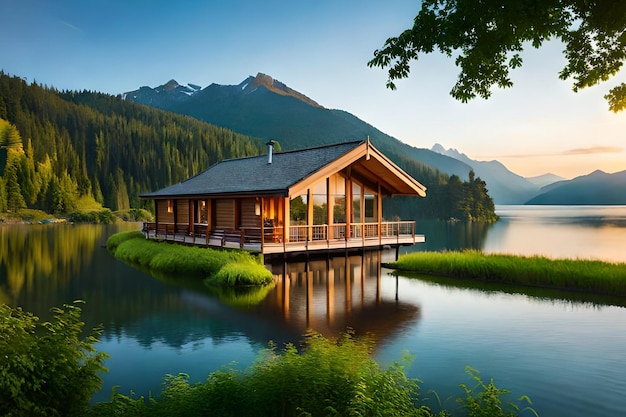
[[142, 221, 424, 255]]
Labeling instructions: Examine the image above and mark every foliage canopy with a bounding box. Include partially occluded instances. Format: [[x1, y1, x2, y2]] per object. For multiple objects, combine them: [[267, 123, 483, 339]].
[[0, 302, 107, 417], [368, 0, 626, 111]]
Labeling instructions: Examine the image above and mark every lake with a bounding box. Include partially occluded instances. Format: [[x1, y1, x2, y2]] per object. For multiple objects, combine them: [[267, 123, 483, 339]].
[[1, 205, 625, 417]]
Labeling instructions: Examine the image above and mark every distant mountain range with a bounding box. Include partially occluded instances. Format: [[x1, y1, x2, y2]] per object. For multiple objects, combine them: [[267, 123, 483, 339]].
[[124, 73, 472, 179], [430, 144, 554, 204], [527, 170, 626, 205], [124, 73, 623, 206]]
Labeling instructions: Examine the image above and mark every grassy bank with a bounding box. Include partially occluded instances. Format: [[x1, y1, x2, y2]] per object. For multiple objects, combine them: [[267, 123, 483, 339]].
[[106, 231, 273, 287], [386, 250, 626, 296]]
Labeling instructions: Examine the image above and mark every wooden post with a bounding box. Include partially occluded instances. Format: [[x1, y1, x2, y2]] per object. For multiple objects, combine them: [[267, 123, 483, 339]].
[[307, 188, 313, 243], [346, 178, 352, 240], [326, 177, 333, 240], [377, 182, 382, 246], [260, 197, 265, 253], [189, 199, 194, 238]]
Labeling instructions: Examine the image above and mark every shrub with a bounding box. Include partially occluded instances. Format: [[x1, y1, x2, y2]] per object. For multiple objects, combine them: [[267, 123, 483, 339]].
[[0, 302, 108, 417], [114, 208, 154, 222], [106, 230, 145, 253], [89, 331, 432, 417], [68, 209, 116, 224], [106, 232, 273, 288], [207, 262, 274, 286]]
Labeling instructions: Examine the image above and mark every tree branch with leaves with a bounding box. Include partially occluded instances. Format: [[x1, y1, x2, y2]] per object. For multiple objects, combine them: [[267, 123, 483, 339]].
[[368, 0, 626, 111]]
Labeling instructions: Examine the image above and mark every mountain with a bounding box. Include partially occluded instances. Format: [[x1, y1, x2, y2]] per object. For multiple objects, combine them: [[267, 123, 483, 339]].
[[123, 73, 473, 180], [525, 173, 566, 188], [430, 144, 541, 204], [526, 170, 626, 205], [0, 71, 497, 222]]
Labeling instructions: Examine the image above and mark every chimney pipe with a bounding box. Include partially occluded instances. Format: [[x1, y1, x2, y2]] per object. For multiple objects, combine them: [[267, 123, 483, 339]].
[[266, 140, 275, 164]]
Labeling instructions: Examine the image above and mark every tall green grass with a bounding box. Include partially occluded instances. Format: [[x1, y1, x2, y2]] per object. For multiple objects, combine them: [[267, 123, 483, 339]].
[[86, 331, 535, 417], [387, 250, 626, 296], [106, 232, 273, 287]]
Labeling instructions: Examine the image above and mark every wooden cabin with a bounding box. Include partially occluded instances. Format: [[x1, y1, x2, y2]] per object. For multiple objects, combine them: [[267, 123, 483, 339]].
[[139, 139, 426, 256]]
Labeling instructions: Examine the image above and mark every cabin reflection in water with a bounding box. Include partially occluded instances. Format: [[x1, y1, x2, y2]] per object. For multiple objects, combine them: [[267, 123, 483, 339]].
[[260, 250, 421, 341]]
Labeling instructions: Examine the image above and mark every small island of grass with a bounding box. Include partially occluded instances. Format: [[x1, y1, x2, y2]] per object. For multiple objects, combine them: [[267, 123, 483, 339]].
[[386, 250, 626, 296], [106, 231, 273, 287]]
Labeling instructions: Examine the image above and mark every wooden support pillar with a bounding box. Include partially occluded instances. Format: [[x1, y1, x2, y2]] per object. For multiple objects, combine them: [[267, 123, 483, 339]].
[[346, 178, 352, 239], [307, 188, 313, 242], [377, 182, 382, 245], [283, 197, 290, 244], [189, 199, 194, 236], [154, 200, 159, 238], [260, 197, 265, 253], [327, 177, 333, 240]]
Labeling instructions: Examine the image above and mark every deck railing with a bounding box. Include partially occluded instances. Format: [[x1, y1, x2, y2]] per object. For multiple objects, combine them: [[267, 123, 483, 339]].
[[142, 220, 415, 250]]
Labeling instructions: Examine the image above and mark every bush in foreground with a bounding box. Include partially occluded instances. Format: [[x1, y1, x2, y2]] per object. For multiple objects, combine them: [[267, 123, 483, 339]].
[[89, 331, 536, 417], [1, 304, 536, 417], [0, 302, 107, 417]]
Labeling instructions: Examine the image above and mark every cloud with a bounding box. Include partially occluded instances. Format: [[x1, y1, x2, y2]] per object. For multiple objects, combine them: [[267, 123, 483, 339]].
[[61, 20, 82, 32], [484, 146, 623, 159], [562, 146, 623, 155]]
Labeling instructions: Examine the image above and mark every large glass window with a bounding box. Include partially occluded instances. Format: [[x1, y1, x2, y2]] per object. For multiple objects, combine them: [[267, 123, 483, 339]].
[[330, 174, 346, 224], [352, 182, 361, 223], [364, 189, 377, 222], [290, 195, 307, 225], [312, 181, 327, 225]]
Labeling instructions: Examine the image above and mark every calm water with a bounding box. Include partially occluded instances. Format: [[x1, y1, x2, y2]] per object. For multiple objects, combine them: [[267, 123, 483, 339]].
[[1, 205, 626, 417]]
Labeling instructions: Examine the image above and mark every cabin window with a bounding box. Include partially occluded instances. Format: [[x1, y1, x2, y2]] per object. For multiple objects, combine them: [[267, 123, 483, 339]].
[[312, 180, 327, 225], [290, 195, 307, 224], [330, 174, 346, 224], [167, 199, 174, 213], [364, 194, 376, 221], [352, 182, 361, 223], [200, 200, 208, 223]]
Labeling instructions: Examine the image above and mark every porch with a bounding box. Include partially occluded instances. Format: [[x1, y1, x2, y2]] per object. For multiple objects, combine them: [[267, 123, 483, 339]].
[[141, 220, 423, 255]]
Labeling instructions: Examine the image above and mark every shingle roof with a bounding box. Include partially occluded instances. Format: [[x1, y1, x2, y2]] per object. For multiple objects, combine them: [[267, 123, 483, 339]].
[[140, 140, 364, 198]]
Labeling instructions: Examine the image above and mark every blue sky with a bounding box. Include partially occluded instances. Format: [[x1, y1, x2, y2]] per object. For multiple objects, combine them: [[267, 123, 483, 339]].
[[3, 0, 626, 179]]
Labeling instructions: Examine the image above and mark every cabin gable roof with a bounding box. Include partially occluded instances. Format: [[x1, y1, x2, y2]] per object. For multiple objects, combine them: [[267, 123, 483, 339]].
[[140, 140, 426, 199]]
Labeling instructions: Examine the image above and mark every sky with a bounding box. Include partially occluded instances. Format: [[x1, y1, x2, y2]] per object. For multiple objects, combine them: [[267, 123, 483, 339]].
[[2, 0, 626, 179]]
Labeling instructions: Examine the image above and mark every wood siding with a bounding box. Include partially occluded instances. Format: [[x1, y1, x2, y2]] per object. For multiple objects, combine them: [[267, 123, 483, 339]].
[[176, 199, 189, 224], [157, 200, 174, 223], [240, 198, 260, 229], [215, 199, 235, 229]]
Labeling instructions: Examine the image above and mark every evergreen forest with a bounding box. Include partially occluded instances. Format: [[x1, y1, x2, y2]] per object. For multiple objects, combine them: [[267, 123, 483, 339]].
[[0, 72, 497, 222]]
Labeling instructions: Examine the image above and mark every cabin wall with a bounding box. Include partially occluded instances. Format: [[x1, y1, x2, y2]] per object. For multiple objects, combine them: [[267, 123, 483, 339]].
[[156, 200, 175, 223], [215, 199, 235, 229], [176, 199, 190, 224], [240, 198, 260, 229]]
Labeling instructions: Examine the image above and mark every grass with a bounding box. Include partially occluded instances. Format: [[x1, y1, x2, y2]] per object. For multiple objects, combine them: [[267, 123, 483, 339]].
[[106, 231, 273, 287], [85, 330, 535, 417], [386, 250, 626, 296]]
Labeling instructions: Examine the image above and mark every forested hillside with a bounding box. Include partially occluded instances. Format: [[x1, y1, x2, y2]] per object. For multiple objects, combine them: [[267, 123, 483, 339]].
[[0, 72, 496, 222], [0, 72, 264, 214]]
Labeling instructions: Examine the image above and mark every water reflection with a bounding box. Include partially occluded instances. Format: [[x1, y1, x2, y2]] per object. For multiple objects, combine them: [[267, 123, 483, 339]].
[[401, 219, 493, 254], [260, 252, 421, 343], [1, 223, 110, 307]]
